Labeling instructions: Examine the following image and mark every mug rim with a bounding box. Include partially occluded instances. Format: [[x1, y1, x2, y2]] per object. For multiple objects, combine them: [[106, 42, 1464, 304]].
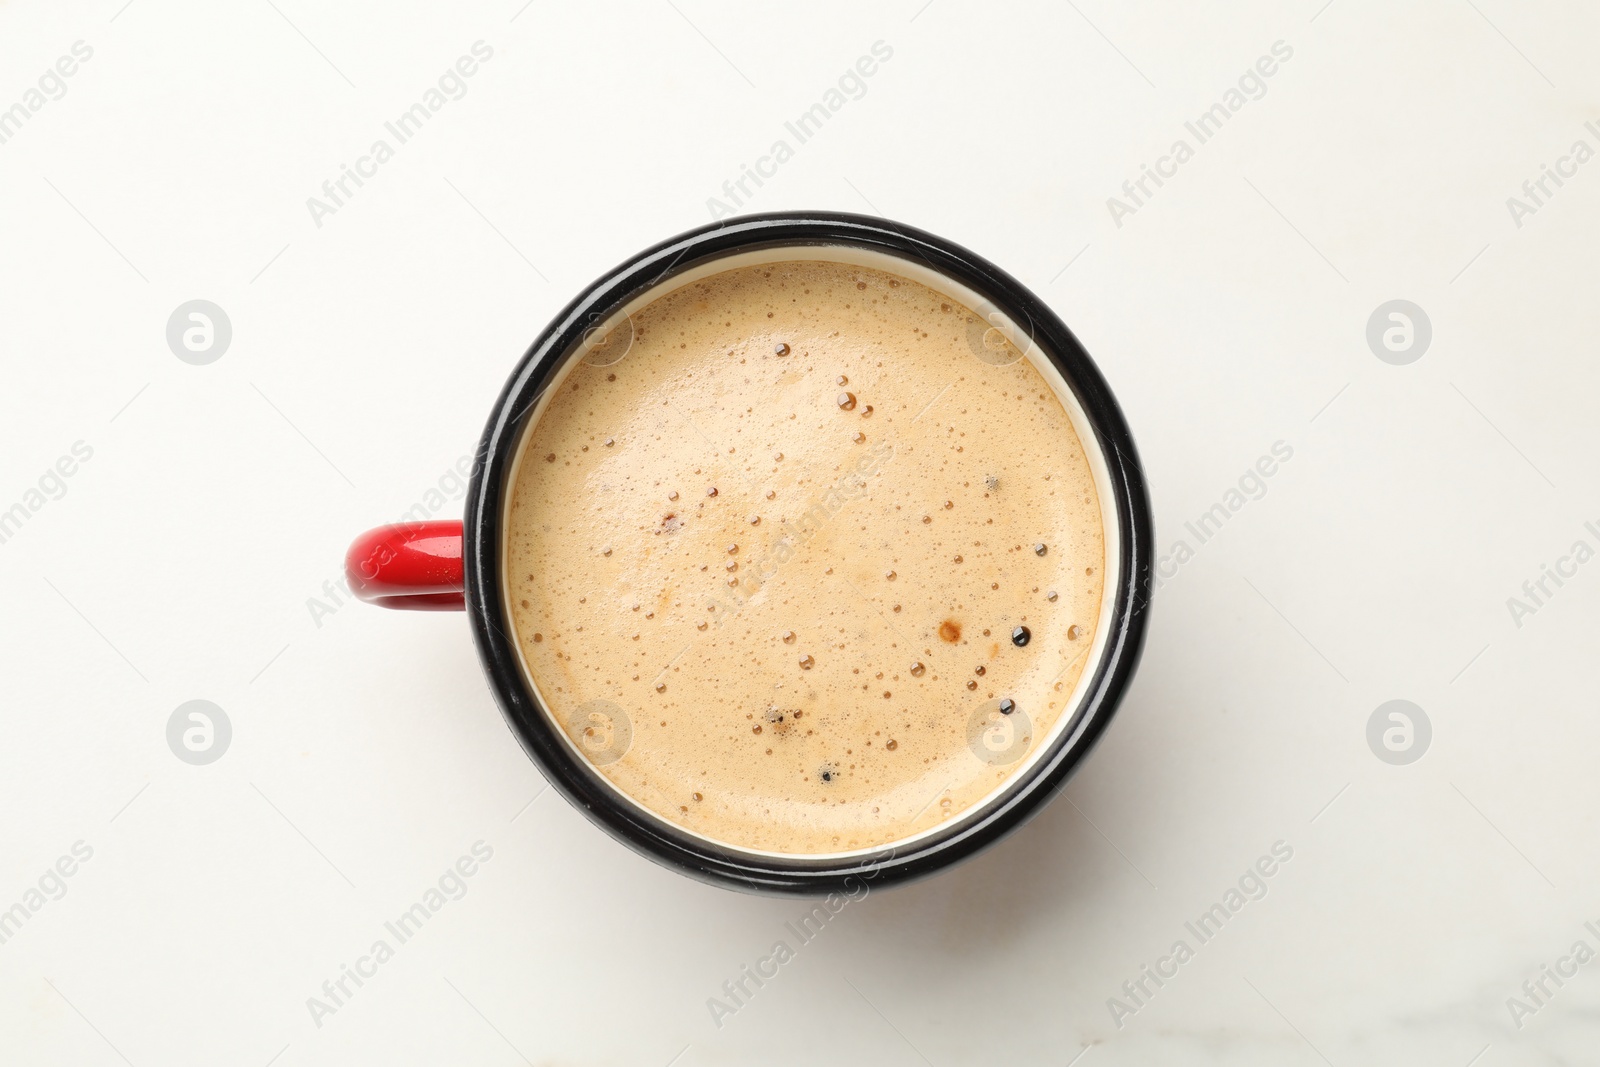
[[463, 211, 1153, 894]]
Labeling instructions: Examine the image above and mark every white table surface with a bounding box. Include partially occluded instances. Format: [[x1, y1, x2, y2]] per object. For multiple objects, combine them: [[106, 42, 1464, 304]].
[[3, 1, 1597, 1063]]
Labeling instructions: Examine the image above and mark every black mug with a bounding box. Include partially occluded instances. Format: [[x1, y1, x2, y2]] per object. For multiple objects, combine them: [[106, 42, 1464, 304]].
[[345, 212, 1153, 894]]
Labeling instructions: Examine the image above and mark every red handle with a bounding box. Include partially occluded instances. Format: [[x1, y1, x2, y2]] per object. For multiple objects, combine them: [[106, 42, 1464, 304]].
[[346, 521, 465, 610]]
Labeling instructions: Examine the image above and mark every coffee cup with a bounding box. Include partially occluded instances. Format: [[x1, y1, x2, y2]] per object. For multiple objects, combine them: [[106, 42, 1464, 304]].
[[346, 212, 1152, 893]]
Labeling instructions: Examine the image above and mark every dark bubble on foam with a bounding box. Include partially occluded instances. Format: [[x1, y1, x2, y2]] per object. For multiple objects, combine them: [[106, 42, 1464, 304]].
[[1012, 626, 1031, 647]]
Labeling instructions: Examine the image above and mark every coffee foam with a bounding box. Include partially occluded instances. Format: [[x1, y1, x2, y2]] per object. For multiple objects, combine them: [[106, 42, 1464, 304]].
[[504, 256, 1107, 854]]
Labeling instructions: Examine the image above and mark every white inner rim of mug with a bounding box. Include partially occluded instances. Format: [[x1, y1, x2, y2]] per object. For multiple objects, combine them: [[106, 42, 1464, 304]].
[[501, 243, 1124, 863]]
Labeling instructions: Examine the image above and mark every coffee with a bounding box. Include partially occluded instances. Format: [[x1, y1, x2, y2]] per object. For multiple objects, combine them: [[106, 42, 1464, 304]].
[[504, 256, 1105, 854]]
